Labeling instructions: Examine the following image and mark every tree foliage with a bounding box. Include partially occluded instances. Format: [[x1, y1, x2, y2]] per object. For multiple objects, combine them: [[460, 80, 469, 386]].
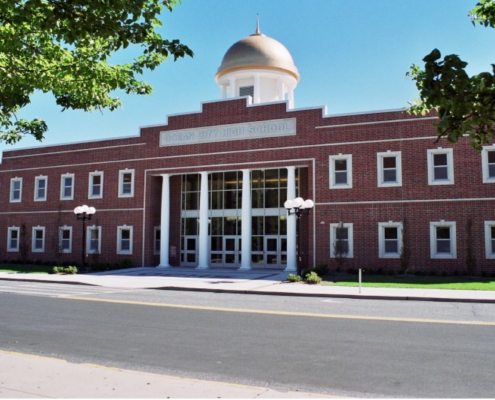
[[408, 0, 495, 150], [0, 0, 193, 144]]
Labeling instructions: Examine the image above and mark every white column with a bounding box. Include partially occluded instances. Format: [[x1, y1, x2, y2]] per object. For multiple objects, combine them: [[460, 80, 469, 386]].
[[285, 166, 297, 272], [288, 88, 295, 109], [221, 84, 227, 99], [229, 77, 236, 98], [278, 78, 285, 102], [158, 174, 170, 268], [239, 169, 252, 270], [253, 74, 261, 104], [197, 171, 209, 269]]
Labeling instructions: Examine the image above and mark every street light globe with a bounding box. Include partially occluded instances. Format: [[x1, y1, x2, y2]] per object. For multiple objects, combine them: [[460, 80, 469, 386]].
[[303, 199, 315, 209], [292, 198, 303, 208], [284, 200, 293, 209], [88, 207, 96, 215], [74, 206, 83, 214]]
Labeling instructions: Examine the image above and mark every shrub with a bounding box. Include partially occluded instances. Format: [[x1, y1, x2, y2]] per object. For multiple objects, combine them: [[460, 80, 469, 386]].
[[51, 265, 77, 274], [305, 271, 322, 284], [120, 258, 134, 269], [287, 274, 302, 282], [314, 264, 329, 276]]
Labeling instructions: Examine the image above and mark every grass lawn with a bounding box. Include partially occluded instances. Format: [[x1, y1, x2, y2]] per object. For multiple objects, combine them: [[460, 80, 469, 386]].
[[323, 274, 495, 291], [0, 264, 52, 274]]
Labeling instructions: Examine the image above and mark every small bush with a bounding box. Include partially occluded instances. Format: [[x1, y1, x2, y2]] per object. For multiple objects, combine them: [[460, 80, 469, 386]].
[[305, 271, 322, 284], [314, 264, 329, 276], [51, 265, 77, 274], [287, 274, 302, 282], [120, 258, 134, 269]]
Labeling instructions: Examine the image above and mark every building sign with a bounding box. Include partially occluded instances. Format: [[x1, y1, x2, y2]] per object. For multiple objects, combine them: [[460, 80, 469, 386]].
[[160, 118, 296, 147]]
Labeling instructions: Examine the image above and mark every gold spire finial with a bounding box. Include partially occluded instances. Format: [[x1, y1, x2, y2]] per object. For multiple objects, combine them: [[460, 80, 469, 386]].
[[255, 14, 260, 34]]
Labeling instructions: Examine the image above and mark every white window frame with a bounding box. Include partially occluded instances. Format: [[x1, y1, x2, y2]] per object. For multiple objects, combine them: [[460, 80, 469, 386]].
[[60, 173, 75, 200], [117, 226, 133, 255], [427, 148, 454, 185], [87, 226, 102, 254], [34, 176, 48, 201], [329, 154, 352, 189], [430, 221, 456, 259], [330, 223, 354, 258], [7, 227, 20, 252], [481, 146, 495, 183], [32, 226, 46, 253], [118, 169, 135, 198], [10, 177, 23, 203], [59, 226, 72, 254], [484, 221, 495, 259], [378, 222, 403, 258], [154, 226, 161, 255], [88, 171, 104, 199], [377, 151, 402, 187]]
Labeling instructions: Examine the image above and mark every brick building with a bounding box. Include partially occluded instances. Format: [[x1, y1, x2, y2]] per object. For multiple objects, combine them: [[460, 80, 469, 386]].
[[1, 27, 495, 274]]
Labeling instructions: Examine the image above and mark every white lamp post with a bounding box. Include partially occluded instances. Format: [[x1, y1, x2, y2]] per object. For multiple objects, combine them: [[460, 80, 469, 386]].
[[284, 197, 314, 276], [74, 205, 96, 268]]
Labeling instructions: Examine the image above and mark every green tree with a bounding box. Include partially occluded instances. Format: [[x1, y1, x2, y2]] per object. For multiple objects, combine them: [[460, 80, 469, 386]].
[[408, 0, 495, 150], [0, 0, 193, 144]]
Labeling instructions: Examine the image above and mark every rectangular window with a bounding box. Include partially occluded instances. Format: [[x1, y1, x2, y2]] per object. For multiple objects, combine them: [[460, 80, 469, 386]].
[[329, 154, 352, 189], [89, 171, 104, 199], [59, 227, 72, 253], [427, 149, 454, 185], [482, 147, 495, 183], [430, 221, 456, 259], [7, 227, 20, 252], [61, 173, 75, 200], [87, 226, 102, 254], [10, 178, 22, 202], [119, 169, 135, 197], [154, 227, 161, 254], [330, 223, 354, 258], [34, 176, 48, 201], [377, 151, 402, 187], [117, 226, 133, 254], [378, 222, 403, 258], [484, 221, 495, 259], [32, 227, 45, 253]]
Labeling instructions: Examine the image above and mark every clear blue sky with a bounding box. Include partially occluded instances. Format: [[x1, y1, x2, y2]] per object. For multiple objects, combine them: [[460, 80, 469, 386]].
[[2, 0, 493, 154]]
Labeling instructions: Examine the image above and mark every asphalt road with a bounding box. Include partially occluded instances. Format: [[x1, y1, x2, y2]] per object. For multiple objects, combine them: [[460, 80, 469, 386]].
[[1, 281, 494, 398]]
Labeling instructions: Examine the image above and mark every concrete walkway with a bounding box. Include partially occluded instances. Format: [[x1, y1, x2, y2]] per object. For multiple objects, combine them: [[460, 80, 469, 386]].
[[1, 267, 495, 303]]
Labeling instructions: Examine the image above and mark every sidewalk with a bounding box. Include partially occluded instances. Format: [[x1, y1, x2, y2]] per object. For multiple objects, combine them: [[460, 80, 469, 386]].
[[1, 267, 495, 303], [0, 350, 330, 398]]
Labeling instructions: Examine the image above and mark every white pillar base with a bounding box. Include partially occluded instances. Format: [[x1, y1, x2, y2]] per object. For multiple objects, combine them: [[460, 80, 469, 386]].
[[157, 264, 171, 269]]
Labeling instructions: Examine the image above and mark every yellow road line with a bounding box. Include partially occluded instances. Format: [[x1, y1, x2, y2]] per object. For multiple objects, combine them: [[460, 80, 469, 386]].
[[63, 296, 495, 326], [0, 349, 67, 363]]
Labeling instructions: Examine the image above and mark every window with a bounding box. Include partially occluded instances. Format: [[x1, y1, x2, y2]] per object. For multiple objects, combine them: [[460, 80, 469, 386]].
[[378, 222, 403, 258], [330, 223, 354, 258], [7, 227, 20, 252], [427, 149, 454, 185], [154, 227, 161, 254], [239, 86, 254, 97], [89, 171, 104, 199], [329, 154, 352, 189], [377, 151, 402, 187], [59, 227, 72, 253], [484, 221, 495, 259], [117, 226, 133, 254], [87, 226, 102, 254], [32, 227, 45, 252], [34, 176, 48, 201], [481, 146, 495, 183], [119, 169, 135, 197], [430, 221, 456, 259], [61, 173, 75, 200], [10, 178, 22, 202]]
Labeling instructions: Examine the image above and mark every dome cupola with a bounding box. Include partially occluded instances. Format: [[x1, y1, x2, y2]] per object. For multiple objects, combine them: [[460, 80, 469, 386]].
[[215, 22, 299, 108]]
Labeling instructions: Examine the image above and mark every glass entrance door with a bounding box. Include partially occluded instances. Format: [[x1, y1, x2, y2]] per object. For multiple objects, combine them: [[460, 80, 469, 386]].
[[181, 235, 198, 266], [223, 236, 241, 267], [263, 236, 287, 268]]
